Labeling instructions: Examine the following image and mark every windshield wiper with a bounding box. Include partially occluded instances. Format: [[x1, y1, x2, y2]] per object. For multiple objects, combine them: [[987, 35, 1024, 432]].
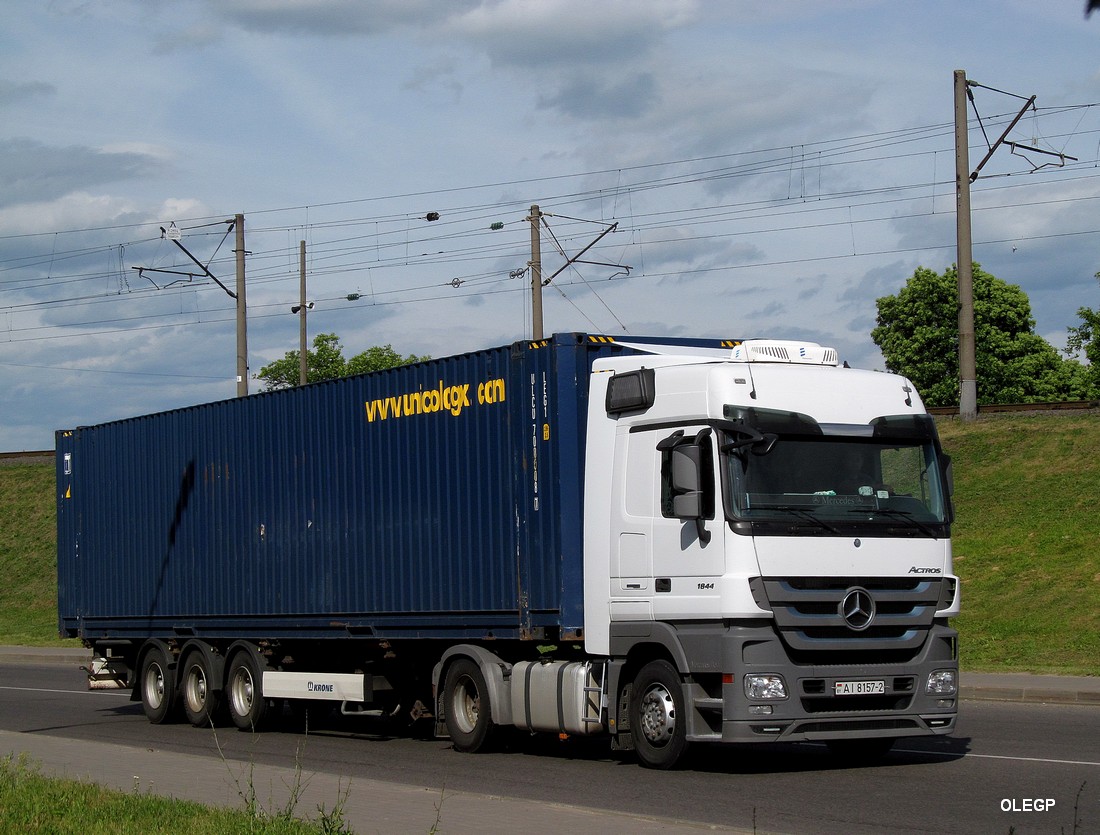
[[756, 505, 842, 534], [851, 506, 940, 539]]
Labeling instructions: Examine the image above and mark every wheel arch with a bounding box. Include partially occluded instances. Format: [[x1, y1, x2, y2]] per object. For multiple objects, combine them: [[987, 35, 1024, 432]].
[[431, 644, 514, 736], [225, 640, 268, 677], [607, 626, 691, 749], [609, 622, 692, 678], [178, 639, 226, 694]]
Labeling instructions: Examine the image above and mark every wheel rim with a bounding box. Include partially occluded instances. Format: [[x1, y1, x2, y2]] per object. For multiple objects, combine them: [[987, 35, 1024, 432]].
[[230, 666, 255, 717], [185, 664, 208, 712], [639, 681, 677, 747], [450, 674, 480, 735], [143, 661, 166, 710]]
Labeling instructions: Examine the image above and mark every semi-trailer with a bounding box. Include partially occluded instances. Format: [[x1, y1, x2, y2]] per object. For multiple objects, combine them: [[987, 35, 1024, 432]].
[[57, 332, 958, 768]]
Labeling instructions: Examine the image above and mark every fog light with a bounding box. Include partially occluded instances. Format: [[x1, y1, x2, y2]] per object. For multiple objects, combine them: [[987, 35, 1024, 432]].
[[744, 674, 788, 700], [748, 704, 773, 715], [926, 669, 957, 696]]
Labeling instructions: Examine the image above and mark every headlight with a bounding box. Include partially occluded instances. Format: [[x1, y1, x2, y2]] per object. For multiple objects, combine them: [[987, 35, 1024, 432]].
[[744, 674, 788, 700], [926, 669, 957, 696]]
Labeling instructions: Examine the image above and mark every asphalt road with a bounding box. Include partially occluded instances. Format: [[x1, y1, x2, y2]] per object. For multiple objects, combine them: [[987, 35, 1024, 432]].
[[1, 662, 1098, 834]]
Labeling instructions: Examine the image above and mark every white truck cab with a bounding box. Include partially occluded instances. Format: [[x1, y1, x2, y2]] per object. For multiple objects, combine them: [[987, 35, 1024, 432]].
[[583, 339, 958, 767]]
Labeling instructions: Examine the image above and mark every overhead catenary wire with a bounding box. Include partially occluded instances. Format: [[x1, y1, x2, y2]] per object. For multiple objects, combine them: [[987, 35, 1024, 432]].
[[8, 221, 1100, 349], [7, 163, 1100, 313], [2, 106, 1099, 348]]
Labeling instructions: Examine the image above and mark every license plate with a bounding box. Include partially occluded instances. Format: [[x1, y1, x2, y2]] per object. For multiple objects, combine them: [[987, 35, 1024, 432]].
[[834, 679, 885, 696]]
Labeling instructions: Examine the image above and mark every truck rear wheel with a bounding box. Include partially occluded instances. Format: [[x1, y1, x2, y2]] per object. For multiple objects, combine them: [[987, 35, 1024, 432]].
[[180, 647, 223, 728], [443, 658, 498, 753], [139, 643, 177, 724], [226, 649, 269, 731], [631, 660, 688, 769]]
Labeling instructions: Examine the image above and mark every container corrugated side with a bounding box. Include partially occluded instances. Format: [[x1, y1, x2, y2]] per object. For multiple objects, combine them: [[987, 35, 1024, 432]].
[[57, 332, 740, 643], [59, 343, 543, 640]]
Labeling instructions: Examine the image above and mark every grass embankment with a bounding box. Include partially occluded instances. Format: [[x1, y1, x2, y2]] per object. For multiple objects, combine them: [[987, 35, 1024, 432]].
[[0, 754, 344, 835], [938, 413, 1100, 675], [0, 462, 74, 647], [2, 412, 1098, 671]]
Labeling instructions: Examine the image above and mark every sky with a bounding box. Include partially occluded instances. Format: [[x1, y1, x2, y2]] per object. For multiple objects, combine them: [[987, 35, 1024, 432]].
[[3, 0, 1100, 451]]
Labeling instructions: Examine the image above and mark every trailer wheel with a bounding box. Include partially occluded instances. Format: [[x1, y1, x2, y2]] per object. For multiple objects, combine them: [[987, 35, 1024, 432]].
[[631, 660, 688, 769], [139, 643, 177, 724], [443, 658, 498, 753], [181, 648, 223, 728], [226, 650, 269, 731]]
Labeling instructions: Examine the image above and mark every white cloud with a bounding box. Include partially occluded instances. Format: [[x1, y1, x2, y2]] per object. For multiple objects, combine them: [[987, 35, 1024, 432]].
[[3, 0, 1100, 450], [209, 0, 479, 37], [447, 0, 700, 68]]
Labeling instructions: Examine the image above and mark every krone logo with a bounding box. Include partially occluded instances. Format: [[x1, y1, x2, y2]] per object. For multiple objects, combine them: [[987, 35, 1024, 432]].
[[839, 587, 875, 631]]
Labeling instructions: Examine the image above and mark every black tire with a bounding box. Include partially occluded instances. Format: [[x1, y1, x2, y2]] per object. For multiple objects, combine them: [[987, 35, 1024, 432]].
[[138, 643, 178, 724], [443, 658, 498, 753], [631, 659, 689, 769], [225, 649, 269, 731], [180, 647, 224, 728], [826, 737, 895, 762]]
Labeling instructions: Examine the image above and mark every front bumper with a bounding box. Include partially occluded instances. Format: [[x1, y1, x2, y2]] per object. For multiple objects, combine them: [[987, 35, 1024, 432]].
[[686, 621, 958, 744]]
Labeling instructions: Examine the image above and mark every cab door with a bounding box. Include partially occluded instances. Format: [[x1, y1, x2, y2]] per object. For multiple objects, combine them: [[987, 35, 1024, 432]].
[[610, 425, 655, 594], [650, 426, 724, 587]]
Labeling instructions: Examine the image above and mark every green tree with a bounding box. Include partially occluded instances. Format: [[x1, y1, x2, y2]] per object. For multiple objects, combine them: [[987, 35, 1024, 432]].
[[255, 333, 429, 391], [872, 264, 1092, 407], [346, 344, 430, 376], [1065, 271, 1100, 394]]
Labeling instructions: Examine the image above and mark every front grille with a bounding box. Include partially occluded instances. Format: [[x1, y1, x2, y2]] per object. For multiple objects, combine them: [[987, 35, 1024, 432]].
[[751, 576, 942, 662]]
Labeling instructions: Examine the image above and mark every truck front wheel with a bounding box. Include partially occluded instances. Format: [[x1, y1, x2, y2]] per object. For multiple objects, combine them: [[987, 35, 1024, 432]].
[[139, 643, 177, 724], [631, 660, 689, 769], [443, 658, 498, 753]]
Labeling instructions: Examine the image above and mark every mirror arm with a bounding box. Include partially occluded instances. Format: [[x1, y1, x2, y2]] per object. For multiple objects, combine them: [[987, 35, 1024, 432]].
[[695, 517, 711, 545]]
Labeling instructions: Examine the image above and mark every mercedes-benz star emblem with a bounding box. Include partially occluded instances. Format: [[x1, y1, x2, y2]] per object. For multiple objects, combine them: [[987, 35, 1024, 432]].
[[839, 587, 875, 631]]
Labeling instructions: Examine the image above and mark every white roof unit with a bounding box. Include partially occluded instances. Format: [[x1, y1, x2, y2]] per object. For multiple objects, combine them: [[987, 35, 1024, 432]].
[[731, 340, 839, 366]]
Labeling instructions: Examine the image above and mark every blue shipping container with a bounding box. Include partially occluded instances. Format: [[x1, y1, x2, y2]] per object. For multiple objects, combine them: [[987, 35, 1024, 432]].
[[57, 333, 739, 645]]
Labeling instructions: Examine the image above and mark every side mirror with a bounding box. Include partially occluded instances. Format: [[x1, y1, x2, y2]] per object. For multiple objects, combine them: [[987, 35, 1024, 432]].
[[670, 445, 704, 519], [665, 434, 712, 545]]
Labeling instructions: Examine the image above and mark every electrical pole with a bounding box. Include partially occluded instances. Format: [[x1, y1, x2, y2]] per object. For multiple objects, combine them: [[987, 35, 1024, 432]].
[[235, 213, 248, 397], [299, 240, 307, 386], [954, 70, 977, 421], [528, 204, 544, 340]]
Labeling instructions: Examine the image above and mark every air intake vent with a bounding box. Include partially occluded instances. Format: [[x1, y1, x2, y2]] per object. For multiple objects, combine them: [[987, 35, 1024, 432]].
[[731, 340, 839, 367]]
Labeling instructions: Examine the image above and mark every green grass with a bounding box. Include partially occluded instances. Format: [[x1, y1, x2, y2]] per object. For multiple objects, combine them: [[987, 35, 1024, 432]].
[[0, 753, 337, 835], [3, 415, 1099, 674], [937, 413, 1100, 674], [0, 463, 76, 647]]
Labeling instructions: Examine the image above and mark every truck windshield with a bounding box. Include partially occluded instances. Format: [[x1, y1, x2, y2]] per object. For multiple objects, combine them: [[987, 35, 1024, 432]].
[[722, 409, 951, 537]]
